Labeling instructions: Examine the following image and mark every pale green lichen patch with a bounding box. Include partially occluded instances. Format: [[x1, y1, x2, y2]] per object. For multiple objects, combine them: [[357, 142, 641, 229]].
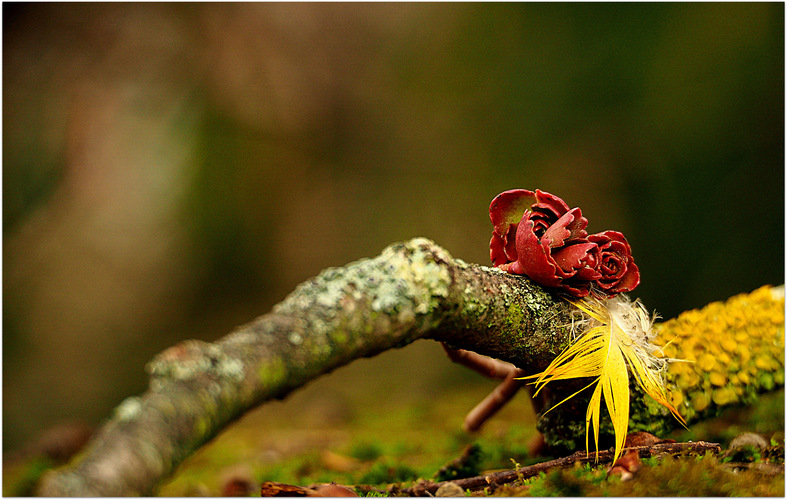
[[377, 238, 451, 317], [271, 239, 452, 353], [147, 340, 245, 390], [114, 396, 143, 421]]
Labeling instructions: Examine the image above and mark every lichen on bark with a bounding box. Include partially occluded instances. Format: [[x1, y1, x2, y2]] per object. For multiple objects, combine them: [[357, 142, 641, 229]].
[[36, 238, 784, 496], [38, 238, 575, 495]]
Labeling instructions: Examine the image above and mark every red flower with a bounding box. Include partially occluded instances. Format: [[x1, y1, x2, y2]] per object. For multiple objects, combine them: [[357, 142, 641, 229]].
[[588, 231, 640, 295], [489, 189, 639, 298]]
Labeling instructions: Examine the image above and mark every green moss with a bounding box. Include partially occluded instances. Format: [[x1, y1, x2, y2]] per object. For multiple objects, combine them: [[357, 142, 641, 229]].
[[158, 373, 784, 497], [332, 330, 348, 346], [612, 453, 783, 497], [501, 453, 784, 497], [193, 416, 210, 439], [3, 456, 56, 496], [258, 356, 288, 389], [474, 425, 533, 468], [503, 302, 525, 329], [350, 442, 383, 461], [358, 461, 419, 486], [523, 463, 609, 497], [722, 444, 763, 463], [434, 443, 483, 482]]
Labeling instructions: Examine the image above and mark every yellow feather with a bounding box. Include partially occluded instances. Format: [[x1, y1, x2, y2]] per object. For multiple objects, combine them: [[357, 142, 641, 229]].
[[522, 294, 686, 465]]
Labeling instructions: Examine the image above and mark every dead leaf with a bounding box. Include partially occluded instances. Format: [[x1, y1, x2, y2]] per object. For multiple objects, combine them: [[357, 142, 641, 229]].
[[260, 481, 358, 497], [260, 481, 313, 497], [309, 483, 358, 497], [608, 450, 642, 481], [624, 431, 673, 447]]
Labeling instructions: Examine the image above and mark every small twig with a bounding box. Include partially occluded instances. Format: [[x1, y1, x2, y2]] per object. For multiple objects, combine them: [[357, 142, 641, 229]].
[[361, 441, 721, 496], [441, 344, 527, 431], [441, 344, 519, 379], [462, 374, 527, 432]]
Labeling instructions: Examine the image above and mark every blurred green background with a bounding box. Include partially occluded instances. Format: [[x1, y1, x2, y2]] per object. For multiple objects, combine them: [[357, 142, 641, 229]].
[[3, 3, 783, 453]]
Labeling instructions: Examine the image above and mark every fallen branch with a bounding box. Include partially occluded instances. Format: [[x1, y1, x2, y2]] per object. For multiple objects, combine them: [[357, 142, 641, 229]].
[[38, 238, 575, 496], [36, 237, 784, 496]]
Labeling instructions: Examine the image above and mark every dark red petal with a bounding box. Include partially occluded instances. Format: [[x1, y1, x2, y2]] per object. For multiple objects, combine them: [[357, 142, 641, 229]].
[[552, 242, 598, 274], [540, 214, 573, 249], [600, 254, 625, 276], [491, 225, 519, 266], [601, 240, 628, 257], [500, 259, 527, 275], [503, 224, 518, 261], [534, 189, 570, 215], [563, 208, 589, 240], [559, 280, 592, 297], [540, 209, 587, 248], [588, 230, 640, 295], [514, 218, 562, 287], [529, 214, 555, 239], [574, 247, 603, 281], [611, 260, 640, 292], [490, 234, 507, 267], [590, 230, 631, 251], [489, 189, 537, 237], [576, 266, 602, 281]]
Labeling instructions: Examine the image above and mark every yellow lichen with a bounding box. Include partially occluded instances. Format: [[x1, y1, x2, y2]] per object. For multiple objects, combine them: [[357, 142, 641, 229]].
[[708, 371, 727, 387], [719, 336, 737, 353], [691, 392, 710, 412], [697, 353, 716, 371], [711, 387, 737, 406], [654, 285, 784, 417], [668, 389, 684, 407]]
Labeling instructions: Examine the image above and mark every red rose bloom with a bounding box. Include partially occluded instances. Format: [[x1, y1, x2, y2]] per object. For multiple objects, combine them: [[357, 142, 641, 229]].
[[587, 231, 640, 295], [489, 189, 640, 298]]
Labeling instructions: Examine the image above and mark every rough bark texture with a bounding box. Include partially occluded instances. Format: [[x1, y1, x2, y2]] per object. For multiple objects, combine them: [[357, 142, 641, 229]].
[[35, 237, 786, 496], [38, 238, 576, 496]]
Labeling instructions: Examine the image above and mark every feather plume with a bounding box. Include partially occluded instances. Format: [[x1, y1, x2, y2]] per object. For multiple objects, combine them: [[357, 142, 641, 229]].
[[522, 294, 686, 464]]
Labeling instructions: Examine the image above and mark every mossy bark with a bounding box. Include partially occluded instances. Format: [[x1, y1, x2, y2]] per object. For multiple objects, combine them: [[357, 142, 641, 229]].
[[535, 284, 785, 454], [36, 238, 786, 496], [38, 238, 575, 496]]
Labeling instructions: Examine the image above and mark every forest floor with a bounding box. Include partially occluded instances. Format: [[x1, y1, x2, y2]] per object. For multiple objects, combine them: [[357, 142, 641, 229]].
[[4, 340, 784, 496], [160, 341, 785, 496]]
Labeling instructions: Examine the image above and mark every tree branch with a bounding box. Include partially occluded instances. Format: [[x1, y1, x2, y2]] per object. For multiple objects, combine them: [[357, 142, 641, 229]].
[[36, 237, 785, 495], [38, 238, 575, 496]]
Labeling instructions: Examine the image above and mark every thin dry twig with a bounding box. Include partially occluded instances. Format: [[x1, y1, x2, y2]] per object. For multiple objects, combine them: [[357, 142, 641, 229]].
[[441, 344, 528, 432], [360, 440, 722, 496]]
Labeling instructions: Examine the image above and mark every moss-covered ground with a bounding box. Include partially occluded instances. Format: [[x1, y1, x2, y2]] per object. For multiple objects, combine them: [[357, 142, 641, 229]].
[[155, 341, 783, 496], [4, 340, 783, 496]]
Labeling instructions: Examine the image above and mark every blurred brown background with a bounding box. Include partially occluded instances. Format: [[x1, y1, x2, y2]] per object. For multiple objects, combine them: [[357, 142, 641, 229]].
[[3, 3, 783, 452]]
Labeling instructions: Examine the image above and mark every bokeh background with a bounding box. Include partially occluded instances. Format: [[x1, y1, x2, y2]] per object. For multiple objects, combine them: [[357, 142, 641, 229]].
[[3, 3, 783, 453]]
